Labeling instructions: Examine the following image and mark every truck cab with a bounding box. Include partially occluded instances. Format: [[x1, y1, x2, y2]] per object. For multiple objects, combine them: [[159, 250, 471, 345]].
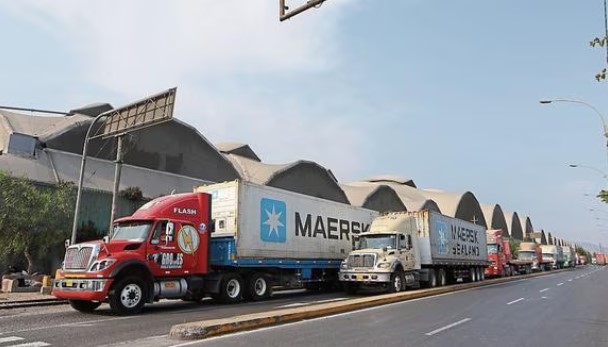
[[339, 216, 420, 294], [540, 245, 560, 269], [53, 192, 212, 315]]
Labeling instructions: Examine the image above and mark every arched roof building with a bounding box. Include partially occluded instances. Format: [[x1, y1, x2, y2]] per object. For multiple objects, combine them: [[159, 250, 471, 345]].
[[225, 153, 349, 204], [352, 177, 441, 213], [0, 109, 240, 183], [530, 230, 547, 245], [340, 182, 406, 212], [519, 215, 534, 241], [504, 211, 524, 240], [481, 203, 509, 235], [419, 189, 487, 228]]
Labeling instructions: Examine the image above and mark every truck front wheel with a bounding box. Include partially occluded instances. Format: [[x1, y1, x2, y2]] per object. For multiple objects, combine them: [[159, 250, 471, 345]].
[[69, 299, 101, 313], [109, 276, 147, 315], [389, 271, 405, 293]]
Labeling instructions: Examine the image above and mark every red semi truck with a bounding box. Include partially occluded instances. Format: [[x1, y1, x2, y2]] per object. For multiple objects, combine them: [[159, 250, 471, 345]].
[[53, 181, 377, 315], [485, 229, 513, 277]]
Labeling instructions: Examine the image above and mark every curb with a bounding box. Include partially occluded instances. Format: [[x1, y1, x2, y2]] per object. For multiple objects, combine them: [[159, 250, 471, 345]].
[[169, 268, 573, 340]]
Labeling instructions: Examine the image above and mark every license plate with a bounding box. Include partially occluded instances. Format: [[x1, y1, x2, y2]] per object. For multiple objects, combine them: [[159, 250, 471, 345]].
[[65, 280, 73, 287], [356, 275, 363, 280]]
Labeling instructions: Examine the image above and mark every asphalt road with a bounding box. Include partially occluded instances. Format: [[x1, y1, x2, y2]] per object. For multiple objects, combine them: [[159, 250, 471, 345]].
[[0, 266, 602, 347], [0, 289, 350, 347], [173, 266, 607, 347]]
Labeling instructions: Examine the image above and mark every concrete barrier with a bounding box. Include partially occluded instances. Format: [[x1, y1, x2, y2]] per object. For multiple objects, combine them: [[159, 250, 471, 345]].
[[169, 268, 571, 340]]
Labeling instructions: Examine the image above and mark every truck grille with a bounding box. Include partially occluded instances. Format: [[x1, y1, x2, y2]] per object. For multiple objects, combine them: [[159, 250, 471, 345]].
[[347, 254, 376, 268], [64, 246, 94, 270]]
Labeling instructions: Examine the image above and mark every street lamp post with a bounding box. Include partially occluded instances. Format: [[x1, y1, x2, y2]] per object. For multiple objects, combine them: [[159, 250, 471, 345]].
[[568, 164, 608, 180], [541, 99, 608, 166]]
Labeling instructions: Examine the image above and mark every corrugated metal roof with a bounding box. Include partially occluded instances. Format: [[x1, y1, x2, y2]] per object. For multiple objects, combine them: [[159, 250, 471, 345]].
[[0, 149, 211, 197]]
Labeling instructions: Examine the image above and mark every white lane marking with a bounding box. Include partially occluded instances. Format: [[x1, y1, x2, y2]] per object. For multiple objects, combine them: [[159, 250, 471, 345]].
[[506, 298, 525, 305], [539, 288, 550, 293], [8, 343, 50, 347], [557, 283, 564, 286], [568, 279, 573, 282], [278, 303, 307, 308], [0, 336, 24, 343], [541, 296, 548, 300], [425, 318, 472, 336], [169, 274, 570, 346]]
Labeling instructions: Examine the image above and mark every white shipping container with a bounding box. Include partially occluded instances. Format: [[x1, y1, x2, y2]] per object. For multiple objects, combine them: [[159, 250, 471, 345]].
[[407, 210, 488, 265], [196, 181, 379, 260]]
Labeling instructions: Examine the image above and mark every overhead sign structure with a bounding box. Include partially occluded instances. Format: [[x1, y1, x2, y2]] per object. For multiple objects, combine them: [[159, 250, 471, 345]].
[[71, 87, 178, 244], [279, 0, 327, 21], [100, 87, 176, 138]]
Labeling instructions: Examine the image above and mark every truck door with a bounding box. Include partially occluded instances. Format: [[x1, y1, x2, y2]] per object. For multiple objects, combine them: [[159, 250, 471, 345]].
[[399, 234, 416, 270], [147, 221, 187, 277]]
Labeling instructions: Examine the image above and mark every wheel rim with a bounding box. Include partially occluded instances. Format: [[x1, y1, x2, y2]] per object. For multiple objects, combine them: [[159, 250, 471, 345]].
[[393, 275, 402, 292], [431, 272, 437, 287], [254, 278, 267, 296], [226, 278, 241, 298], [120, 283, 142, 309]]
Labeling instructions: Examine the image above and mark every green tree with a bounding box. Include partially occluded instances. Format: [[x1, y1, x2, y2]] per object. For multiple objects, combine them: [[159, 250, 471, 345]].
[[597, 189, 608, 203], [509, 238, 521, 258], [0, 172, 76, 274]]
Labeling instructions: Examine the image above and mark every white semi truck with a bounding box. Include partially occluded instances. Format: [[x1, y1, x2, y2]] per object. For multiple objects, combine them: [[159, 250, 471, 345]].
[[339, 211, 489, 293], [540, 245, 563, 269]]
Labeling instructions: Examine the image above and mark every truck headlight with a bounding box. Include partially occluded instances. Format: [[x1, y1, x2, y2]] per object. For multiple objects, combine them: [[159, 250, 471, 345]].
[[340, 262, 348, 270], [377, 262, 391, 269], [88, 258, 116, 272]]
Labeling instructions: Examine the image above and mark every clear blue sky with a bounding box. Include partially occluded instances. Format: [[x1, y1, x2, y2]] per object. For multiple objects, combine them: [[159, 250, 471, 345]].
[[1, 0, 607, 249]]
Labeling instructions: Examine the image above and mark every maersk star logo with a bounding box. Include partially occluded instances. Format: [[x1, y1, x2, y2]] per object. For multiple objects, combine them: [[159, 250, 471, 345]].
[[437, 221, 448, 255], [260, 198, 286, 243]]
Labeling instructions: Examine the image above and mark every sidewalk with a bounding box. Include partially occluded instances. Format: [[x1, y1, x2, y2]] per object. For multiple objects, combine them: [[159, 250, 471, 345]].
[[0, 289, 59, 305]]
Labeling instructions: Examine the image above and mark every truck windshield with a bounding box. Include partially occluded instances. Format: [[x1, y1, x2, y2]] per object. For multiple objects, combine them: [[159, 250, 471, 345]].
[[542, 253, 554, 259], [487, 244, 498, 254], [112, 221, 153, 241], [518, 251, 536, 260], [358, 234, 397, 250]]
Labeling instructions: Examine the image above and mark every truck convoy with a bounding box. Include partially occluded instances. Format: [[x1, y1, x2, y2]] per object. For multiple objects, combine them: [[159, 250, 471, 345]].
[[485, 232, 559, 276], [53, 180, 378, 314], [338, 211, 489, 293]]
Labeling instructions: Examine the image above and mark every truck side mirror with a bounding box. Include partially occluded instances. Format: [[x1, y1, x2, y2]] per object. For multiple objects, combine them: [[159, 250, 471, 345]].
[[407, 235, 413, 249], [166, 222, 175, 242], [102, 236, 110, 243], [64, 239, 70, 249]]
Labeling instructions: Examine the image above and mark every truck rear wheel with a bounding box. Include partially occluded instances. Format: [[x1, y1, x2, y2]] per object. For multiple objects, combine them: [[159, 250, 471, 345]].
[[109, 276, 147, 315], [389, 271, 405, 293], [477, 267, 484, 281], [437, 269, 447, 287], [428, 269, 437, 288], [219, 273, 244, 303], [246, 273, 271, 301], [69, 299, 101, 313], [469, 268, 477, 282]]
